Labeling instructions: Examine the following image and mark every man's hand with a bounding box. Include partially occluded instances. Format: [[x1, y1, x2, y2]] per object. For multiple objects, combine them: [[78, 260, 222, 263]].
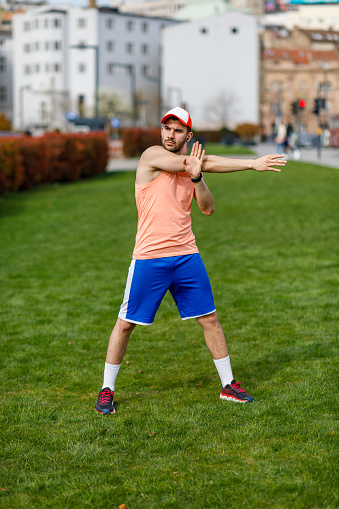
[[184, 142, 205, 179], [252, 154, 286, 172]]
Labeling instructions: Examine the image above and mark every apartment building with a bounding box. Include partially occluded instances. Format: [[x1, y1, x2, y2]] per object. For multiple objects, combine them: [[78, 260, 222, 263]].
[[162, 11, 259, 130], [260, 26, 339, 136], [111, 0, 264, 19], [110, 0, 188, 19], [0, 30, 13, 123], [12, 5, 175, 131]]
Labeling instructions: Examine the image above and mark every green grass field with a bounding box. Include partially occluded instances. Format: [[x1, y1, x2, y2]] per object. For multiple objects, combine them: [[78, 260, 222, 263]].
[[203, 143, 255, 155], [0, 161, 338, 508]]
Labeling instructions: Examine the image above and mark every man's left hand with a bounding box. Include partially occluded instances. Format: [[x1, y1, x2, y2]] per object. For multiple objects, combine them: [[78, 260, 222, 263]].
[[184, 142, 205, 179]]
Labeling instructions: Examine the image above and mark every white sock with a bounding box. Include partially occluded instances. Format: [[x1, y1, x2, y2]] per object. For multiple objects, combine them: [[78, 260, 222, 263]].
[[102, 362, 121, 392], [213, 356, 233, 388]]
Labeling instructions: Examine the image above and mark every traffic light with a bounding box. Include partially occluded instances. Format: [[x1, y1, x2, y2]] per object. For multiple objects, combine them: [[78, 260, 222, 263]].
[[291, 100, 306, 115], [319, 98, 326, 109], [312, 98, 326, 115]]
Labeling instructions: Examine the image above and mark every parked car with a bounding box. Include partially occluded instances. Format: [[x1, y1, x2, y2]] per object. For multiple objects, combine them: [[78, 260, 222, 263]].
[[297, 133, 318, 148]]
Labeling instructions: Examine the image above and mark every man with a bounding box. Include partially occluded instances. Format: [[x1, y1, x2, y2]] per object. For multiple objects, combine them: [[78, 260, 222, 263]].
[[95, 107, 286, 414]]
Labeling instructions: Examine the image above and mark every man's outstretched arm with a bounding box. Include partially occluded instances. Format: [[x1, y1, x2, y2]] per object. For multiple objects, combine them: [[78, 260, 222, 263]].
[[202, 153, 286, 173]]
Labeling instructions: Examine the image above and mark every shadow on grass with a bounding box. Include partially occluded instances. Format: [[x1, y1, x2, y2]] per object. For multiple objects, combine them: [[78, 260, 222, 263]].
[[246, 339, 335, 383]]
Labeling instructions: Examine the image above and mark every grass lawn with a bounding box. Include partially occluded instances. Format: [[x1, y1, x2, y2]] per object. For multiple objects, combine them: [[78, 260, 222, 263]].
[[0, 161, 338, 508], [203, 143, 256, 156]]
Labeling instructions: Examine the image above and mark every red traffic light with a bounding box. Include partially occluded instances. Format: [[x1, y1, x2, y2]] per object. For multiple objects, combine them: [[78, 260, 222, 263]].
[[299, 99, 306, 108]]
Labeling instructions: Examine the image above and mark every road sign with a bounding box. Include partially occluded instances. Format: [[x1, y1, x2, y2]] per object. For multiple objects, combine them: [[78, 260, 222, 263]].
[[65, 112, 79, 122], [110, 117, 121, 129]]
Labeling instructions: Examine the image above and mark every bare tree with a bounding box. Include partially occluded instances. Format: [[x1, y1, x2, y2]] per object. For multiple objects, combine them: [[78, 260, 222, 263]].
[[98, 88, 131, 122], [204, 90, 239, 129]]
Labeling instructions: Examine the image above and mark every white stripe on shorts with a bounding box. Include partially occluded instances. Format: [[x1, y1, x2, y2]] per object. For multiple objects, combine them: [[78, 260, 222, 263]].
[[118, 259, 136, 320]]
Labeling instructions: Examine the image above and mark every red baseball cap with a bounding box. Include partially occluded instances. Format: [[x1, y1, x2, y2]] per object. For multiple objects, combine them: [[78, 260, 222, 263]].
[[161, 107, 192, 131]]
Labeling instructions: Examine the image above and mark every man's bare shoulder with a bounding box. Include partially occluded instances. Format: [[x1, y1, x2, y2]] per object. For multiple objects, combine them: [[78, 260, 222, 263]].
[[136, 146, 165, 185], [140, 145, 167, 162], [136, 145, 186, 185]]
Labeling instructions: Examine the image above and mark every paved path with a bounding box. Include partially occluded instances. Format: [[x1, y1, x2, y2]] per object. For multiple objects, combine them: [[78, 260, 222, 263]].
[[254, 142, 339, 169], [106, 143, 339, 172]]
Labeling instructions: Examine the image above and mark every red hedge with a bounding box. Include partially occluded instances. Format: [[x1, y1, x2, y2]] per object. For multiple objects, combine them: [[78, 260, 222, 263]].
[[122, 127, 161, 157], [0, 132, 108, 194]]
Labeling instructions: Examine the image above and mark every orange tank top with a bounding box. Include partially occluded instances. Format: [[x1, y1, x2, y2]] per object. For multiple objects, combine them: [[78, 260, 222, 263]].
[[132, 171, 199, 259]]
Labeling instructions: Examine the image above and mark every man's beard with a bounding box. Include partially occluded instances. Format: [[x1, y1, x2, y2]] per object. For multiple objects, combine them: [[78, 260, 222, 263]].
[[161, 136, 186, 153]]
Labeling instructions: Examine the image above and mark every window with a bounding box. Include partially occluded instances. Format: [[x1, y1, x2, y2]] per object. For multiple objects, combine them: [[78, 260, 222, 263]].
[[231, 27, 239, 34], [0, 57, 5, 72], [79, 63, 86, 73], [44, 19, 48, 28], [107, 41, 115, 51], [78, 18, 86, 28], [268, 82, 283, 93], [55, 63, 62, 72], [24, 65, 31, 74], [107, 18, 115, 29], [299, 81, 306, 92], [142, 22, 149, 33], [107, 63, 116, 74], [35, 63, 40, 73], [126, 20, 134, 31], [78, 95, 85, 116], [34, 20, 39, 29], [45, 63, 49, 72], [40, 102, 48, 122], [54, 18, 62, 27], [45, 41, 49, 50], [24, 43, 31, 53], [141, 43, 149, 54], [126, 42, 134, 54], [35, 41, 40, 51], [54, 41, 62, 50], [270, 102, 279, 114], [0, 86, 6, 102], [142, 64, 151, 76], [24, 21, 31, 31], [200, 27, 208, 35], [318, 81, 332, 92]]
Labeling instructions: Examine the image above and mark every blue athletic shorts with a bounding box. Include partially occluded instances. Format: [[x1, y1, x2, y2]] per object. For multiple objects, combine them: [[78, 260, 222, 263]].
[[118, 253, 216, 326]]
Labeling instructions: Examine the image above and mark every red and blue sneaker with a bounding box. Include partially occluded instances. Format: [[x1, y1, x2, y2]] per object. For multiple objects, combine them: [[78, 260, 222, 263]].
[[95, 387, 116, 414], [220, 379, 253, 403]]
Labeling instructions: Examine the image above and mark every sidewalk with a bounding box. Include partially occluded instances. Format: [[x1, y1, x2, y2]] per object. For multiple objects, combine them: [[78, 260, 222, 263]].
[[106, 143, 339, 172], [254, 142, 339, 170]]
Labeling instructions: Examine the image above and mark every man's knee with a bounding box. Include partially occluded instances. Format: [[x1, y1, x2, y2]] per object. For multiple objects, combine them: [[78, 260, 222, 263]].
[[197, 311, 220, 329], [116, 317, 136, 334]]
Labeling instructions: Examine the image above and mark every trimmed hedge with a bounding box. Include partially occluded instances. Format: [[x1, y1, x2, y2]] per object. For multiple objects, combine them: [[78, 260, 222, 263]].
[[122, 127, 161, 157], [0, 132, 108, 195]]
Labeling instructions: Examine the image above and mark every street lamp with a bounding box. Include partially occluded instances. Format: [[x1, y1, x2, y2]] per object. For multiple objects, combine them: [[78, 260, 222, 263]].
[[144, 71, 162, 121], [167, 86, 183, 109], [70, 43, 99, 117], [19, 84, 31, 131], [110, 62, 137, 126]]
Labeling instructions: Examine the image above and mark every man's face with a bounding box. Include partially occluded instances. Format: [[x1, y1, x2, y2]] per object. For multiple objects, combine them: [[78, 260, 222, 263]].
[[161, 119, 190, 153]]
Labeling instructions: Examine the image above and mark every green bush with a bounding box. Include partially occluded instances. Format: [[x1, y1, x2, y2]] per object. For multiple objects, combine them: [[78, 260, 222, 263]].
[[0, 132, 108, 194]]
